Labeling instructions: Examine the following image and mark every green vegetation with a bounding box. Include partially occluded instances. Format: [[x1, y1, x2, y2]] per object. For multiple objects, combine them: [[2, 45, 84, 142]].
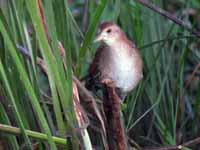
[[0, 0, 199, 149]]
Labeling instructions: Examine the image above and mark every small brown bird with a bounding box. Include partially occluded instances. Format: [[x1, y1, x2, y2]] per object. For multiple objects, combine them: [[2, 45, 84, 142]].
[[86, 21, 143, 100]]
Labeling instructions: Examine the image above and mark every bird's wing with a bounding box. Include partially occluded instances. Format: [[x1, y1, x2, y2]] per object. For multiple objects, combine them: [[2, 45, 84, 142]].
[[85, 44, 106, 90], [89, 44, 106, 76]]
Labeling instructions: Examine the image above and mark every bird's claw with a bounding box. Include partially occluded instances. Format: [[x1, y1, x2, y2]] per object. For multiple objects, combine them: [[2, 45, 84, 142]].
[[101, 78, 115, 87]]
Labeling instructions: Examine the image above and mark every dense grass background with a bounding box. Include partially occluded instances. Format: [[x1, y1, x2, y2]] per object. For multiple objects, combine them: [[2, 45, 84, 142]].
[[0, 0, 199, 149]]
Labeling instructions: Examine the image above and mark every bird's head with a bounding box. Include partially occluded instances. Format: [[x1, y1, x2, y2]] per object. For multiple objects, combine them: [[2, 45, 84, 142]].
[[94, 21, 123, 45]]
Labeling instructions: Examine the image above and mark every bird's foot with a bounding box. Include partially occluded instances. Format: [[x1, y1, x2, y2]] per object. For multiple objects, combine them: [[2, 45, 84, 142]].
[[101, 78, 115, 87]]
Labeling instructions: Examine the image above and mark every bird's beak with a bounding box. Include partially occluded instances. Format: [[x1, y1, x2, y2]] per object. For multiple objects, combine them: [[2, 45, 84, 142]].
[[94, 34, 103, 43]]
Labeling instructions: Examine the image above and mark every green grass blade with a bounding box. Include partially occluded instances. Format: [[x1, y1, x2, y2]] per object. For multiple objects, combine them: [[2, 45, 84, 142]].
[[0, 60, 32, 150], [0, 103, 19, 149], [0, 124, 67, 145]]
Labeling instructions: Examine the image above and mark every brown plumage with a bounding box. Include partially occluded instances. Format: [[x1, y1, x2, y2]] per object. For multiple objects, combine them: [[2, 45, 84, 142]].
[[86, 21, 143, 100]]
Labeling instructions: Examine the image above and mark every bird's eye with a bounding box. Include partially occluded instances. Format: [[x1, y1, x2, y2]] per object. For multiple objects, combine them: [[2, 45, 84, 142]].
[[106, 29, 112, 33]]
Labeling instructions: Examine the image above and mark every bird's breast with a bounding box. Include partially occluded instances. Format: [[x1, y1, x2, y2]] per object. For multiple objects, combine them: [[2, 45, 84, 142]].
[[108, 48, 142, 92]]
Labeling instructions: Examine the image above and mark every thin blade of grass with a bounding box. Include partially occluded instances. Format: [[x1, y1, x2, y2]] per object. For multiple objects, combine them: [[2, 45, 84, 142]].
[[0, 60, 32, 150], [0, 103, 19, 150]]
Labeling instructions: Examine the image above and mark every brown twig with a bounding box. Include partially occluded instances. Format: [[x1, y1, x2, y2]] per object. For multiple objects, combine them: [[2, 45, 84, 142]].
[[136, 0, 200, 38], [103, 86, 126, 150], [185, 63, 200, 89], [36, 0, 51, 42], [72, 76, 108, 150]]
